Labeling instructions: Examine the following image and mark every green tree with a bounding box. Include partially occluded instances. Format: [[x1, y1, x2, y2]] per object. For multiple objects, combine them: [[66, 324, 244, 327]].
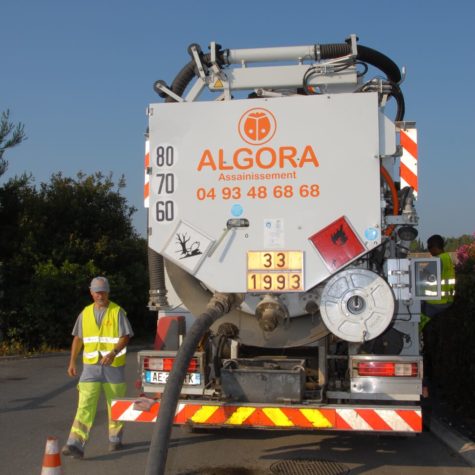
[[0, 172, 150, 352], [0, 110, 26, 177], [445, 234, 475, 252], [409, 238, 425, 252]]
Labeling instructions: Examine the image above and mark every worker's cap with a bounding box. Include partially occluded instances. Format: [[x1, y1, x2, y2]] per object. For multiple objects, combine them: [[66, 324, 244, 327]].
[[89, 276, 110, 293]]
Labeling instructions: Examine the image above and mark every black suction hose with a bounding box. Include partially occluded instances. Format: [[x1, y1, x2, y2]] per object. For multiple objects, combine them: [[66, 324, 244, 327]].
[[318, 43, 404, 120], [145, 293, 240, 475], [355, 45, 401, 84], [391, 83, 405, 121], [163, 61, 195, 102]]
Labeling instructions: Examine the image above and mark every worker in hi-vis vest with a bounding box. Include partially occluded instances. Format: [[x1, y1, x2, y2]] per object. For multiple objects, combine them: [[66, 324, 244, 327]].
[[421, 235, 455, 398], [62, 276, 133, 459]]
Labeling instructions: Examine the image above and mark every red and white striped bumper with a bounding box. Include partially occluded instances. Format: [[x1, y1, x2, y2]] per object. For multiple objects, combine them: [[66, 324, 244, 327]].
[[111, 399, 422, 433]]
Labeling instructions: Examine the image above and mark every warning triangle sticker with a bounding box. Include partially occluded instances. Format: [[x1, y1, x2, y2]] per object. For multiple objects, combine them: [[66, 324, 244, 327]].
[[213, 79, 224, 89]]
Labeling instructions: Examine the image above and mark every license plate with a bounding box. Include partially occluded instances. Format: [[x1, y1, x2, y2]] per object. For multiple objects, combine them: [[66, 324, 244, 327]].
[[145, 370, 201, 385]]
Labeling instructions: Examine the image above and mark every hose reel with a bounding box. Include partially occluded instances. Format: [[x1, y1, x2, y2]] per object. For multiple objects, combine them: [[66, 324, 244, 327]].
[[319, 268, 395, 342]]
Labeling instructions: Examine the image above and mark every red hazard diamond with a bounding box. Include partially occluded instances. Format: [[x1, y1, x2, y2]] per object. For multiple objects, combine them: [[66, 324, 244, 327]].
[[309, 216, 365, 271]]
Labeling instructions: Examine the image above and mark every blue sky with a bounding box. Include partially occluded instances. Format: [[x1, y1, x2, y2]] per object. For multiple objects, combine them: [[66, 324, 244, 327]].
[[1, 0, 474, 243]]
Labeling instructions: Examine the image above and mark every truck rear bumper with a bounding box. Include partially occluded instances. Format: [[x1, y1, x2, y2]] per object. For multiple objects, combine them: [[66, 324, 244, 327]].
[[111, 398, 422, 433]]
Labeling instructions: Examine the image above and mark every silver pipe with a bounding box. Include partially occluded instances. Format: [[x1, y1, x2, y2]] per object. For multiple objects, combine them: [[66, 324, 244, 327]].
[[225, 45, 316, 64]]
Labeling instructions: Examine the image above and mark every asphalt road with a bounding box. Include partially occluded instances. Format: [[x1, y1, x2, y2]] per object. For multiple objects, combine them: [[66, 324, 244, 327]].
[[0, 349, 474, 475]]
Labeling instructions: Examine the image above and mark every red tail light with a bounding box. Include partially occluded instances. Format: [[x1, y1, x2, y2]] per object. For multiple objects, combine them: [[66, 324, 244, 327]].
[[143, 357, 198, 372], [356, 361, 418, 377]]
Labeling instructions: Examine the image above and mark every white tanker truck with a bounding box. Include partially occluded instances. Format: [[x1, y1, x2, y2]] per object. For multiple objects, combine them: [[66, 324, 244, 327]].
[[112, 36, 442, 471]]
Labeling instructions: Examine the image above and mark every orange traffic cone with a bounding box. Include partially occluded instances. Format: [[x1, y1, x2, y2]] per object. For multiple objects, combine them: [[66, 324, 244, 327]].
[[41, 436, 62, 474]]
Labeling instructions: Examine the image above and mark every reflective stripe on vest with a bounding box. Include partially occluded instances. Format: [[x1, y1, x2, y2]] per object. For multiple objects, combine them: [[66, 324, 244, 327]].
[[83, 336, 120, 344], [82, 302, 126, 366]]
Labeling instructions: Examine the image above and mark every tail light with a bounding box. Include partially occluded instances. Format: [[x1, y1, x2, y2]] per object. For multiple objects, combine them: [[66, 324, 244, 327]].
[[143, 356, 199, 372], [356, 361, 418, 377]]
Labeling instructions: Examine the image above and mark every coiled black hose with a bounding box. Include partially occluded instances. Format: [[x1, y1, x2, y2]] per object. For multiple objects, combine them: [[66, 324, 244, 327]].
[[342, 43, 405, 120], [390, 82, 405, 122], [318, 43, 404, 120], [356, 45, 401, 84]]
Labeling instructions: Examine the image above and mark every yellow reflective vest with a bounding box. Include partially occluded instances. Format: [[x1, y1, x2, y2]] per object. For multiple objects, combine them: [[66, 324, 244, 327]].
[[431, 252, 456, 305], [82, 302, 126, 367], [420, 253, 456, 331]]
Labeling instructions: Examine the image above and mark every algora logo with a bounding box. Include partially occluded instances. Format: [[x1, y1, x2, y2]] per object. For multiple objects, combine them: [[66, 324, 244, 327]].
[[238, 107, 277, 145]]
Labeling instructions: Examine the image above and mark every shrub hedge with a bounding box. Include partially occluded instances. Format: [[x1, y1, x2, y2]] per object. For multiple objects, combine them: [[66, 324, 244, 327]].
[[428, 244, 475, 417]]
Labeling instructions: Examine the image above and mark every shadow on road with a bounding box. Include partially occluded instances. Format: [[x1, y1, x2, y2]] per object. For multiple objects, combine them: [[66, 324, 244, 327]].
[[0, 378, 77, 414]]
